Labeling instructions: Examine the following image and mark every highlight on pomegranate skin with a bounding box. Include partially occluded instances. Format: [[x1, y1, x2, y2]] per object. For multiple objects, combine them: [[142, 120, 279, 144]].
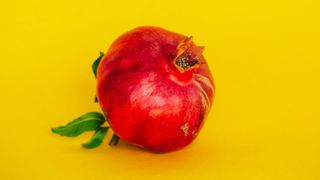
[[52, 26, 215, 153]]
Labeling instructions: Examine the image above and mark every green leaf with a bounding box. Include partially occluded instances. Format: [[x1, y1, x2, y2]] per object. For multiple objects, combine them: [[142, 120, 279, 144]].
[[82, 127, 109, 148], [92, 52, 104, 78], [51, 112, 105, 137]]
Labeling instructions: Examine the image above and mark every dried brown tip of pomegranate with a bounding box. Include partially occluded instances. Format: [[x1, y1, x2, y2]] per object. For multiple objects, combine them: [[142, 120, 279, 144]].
[[174, 36, 205, 72]]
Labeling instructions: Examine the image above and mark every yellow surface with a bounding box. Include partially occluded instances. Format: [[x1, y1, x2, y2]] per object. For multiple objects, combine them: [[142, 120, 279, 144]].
[[1, 0, 319, 179]]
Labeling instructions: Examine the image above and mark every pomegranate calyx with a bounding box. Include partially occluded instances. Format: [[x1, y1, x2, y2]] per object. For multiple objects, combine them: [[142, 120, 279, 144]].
[[173, 36, 205, 72]]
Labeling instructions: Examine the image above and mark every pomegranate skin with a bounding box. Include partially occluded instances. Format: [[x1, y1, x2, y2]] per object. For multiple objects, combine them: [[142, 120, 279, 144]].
[[97, 26, 214, 153]]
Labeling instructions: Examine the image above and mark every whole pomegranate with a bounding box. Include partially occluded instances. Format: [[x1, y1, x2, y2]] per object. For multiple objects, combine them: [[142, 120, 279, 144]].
[[52, 26, 215, 153]]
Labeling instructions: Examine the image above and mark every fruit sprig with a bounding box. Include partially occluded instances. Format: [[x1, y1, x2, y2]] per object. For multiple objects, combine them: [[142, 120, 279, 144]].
[[51, 52, 120, 148]]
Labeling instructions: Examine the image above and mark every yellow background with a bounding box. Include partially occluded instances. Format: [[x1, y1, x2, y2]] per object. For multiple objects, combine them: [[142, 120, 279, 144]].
[[1, 0, 319, 179]]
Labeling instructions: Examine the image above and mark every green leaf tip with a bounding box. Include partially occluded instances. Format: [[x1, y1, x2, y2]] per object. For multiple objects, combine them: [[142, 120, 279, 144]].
[[92, 52, 105, 78], [51, 112, 105, 137], [82, 127, 109, 149]]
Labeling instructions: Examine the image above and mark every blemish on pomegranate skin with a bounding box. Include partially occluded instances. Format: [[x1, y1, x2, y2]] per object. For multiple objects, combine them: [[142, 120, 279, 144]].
[[180, 122, 189, 137], [169, 74, 185, 86], [192, 130, 198, 137], [193, 80, 211, 108], [193, 74, 214, 92]]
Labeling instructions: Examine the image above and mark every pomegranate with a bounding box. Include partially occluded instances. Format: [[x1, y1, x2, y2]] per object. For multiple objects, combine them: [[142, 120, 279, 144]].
[[52, 26, 215, 153]]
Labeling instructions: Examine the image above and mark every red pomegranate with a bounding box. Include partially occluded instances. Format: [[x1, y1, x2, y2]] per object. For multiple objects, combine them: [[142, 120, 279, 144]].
[[52, 26, 214, 153], [97, 26, 214, 152]]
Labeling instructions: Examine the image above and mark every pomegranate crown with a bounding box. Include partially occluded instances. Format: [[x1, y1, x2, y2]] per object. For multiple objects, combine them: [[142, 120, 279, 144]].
[[174, 36, 205, 72]]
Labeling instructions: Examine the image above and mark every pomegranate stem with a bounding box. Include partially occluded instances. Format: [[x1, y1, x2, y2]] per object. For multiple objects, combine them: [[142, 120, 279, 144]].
[[109, 134, 120, 146]]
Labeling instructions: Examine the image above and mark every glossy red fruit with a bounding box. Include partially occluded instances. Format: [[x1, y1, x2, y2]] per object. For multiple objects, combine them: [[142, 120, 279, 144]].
[[97, 26, 214, 153]]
